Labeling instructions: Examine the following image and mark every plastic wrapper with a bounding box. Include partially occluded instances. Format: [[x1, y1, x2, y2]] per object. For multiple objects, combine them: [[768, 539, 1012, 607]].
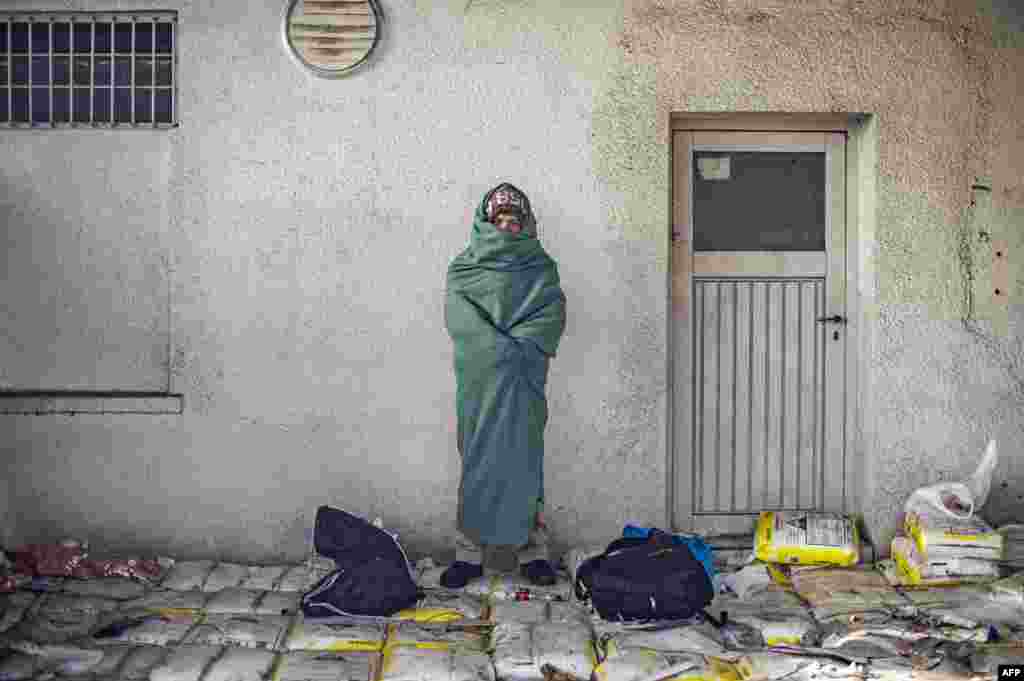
[[464, 574, 572, 603], [592, 647, 706, 681], [891, 537, 999, 585], [183, 614, 292, 650], [92, 612, 202, 646], [273, 650, 379, 681], [396, 591, 487, 623], [122, 589, 209, 614], [239, 566, 288, 591], [203, 564, 253, 592], [753, 512, 859, 566], [161, 561, 216, 592], [61, 577, 150, 600], [70, 644, 137, 677], [284, 616, 386, 652], [204, 646, 276, 681], [7, 594, 120, 644], [492, 622, 597, 681], [385, 622, 489, 652], [205, 588, 261, 614], [0, 592, 39, 633], [378, 644, 495, 681], [597, 623, 727, 659], [149, 644, 222, 681]]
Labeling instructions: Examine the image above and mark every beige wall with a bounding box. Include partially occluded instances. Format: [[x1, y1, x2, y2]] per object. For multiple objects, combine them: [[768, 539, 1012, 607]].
[[2, 0, 1022, 561]]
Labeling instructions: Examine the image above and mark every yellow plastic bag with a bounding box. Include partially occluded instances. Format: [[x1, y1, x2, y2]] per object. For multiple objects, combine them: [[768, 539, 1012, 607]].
[[754, 512, 859, 566]]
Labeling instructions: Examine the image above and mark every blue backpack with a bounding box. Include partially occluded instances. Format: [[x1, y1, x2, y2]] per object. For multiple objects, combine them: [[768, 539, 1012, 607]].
[[301, 506, 421, 618], [574, 533, 714, 622]]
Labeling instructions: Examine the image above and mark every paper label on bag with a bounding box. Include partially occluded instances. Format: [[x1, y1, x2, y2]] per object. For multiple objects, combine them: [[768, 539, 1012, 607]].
[[774, 513, 854, 548]]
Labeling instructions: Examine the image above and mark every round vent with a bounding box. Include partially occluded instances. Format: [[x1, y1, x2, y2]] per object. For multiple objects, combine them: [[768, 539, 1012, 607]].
[[281, 0, 383, 78]]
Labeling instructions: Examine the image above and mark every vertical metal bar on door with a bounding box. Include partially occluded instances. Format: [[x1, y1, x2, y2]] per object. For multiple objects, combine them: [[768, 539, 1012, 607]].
[[747, 281, 754, 511], [693, 282, 704, 512], [48, 19, 52, 126], [150, 20, 155, 128], [818, 281, 826, 505], [811, 281, 819, 508], [715, 282, 721, 510], [89, 19, 94, 124], [779, 281, 786, 505], [731, 280, 738, 511], [762, 281, 769, 509], [130, 18, 135, 124], [27, 18, 32, 124], [796, 283, 802, 498]]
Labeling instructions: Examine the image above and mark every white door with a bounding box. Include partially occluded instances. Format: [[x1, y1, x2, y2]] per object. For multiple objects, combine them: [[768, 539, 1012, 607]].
[[671, 131, 848, 535]]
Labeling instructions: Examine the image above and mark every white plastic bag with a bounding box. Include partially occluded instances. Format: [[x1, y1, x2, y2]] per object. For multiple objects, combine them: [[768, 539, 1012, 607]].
[[904, 439, 997, 523]]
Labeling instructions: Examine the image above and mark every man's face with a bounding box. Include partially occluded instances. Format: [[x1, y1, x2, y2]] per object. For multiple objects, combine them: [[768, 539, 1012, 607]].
[[493, 211, 523, 235]]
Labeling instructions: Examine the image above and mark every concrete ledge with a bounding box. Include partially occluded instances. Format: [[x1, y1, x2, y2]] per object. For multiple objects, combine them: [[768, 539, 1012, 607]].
[[0, 391, 183, 415]]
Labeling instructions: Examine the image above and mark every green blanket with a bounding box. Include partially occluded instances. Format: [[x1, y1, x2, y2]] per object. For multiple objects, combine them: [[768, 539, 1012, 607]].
[[445, 186, 567, 548]]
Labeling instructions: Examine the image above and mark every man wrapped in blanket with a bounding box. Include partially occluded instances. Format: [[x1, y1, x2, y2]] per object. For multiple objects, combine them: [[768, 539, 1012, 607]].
[[442, 183, 567, 588]]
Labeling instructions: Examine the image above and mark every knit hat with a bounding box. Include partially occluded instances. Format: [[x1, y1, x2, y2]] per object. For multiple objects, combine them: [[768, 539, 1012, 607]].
[[485, 184, 528, 222]]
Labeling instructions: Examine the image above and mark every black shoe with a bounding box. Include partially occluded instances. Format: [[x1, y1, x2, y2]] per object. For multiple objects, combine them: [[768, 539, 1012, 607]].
[[440, 561, 483, 589], [521, 559, 558, 586]]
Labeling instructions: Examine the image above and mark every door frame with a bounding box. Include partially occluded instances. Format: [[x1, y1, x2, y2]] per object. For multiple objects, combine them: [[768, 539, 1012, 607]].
[[667, 112, 876, 535]]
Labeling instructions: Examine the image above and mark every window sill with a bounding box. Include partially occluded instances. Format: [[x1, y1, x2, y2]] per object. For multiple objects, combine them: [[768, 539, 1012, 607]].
[[0, 391, 183, 415]]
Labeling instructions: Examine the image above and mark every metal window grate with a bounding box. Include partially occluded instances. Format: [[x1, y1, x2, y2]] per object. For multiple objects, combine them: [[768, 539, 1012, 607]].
[[1, 11, 177, 129]]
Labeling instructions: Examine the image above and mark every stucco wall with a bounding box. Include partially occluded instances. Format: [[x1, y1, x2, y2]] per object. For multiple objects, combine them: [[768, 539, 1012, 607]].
[[1, 0, 1022, 562]]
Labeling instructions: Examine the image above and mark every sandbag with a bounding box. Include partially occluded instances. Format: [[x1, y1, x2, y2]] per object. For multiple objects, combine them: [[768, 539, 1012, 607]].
[[253, 591, 301, 617], [492, 622, 597, 681], [379, 644, 495, 681], [203, 564, 254, 592], [273, 651, 379, 681], [385, 622, 489, 652], [0, 592, 39, 633], [596, 623, 727, 658], [61, 577, 149, 600], [490, 599, 550, 625], [9, 594, 120, 644], [239, 566, 288, 591], [284, 616, 385, 652], [148, 644, 222, 681], [396, 591, 486, 622], [204, 589, 261, 614], [122, 589, 209, 613], [161, 562, 216, 591], [204, 646, 276, 681], [183, 614, 291, 650], [119, 644, 174, 678], [592, 647, 707, 681], [92, 612, 202, 646]]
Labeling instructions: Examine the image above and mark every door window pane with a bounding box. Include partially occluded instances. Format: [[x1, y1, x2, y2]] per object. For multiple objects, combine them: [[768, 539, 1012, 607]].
[[31, 56, 49, 85], [11, 23, 29, 53], [53, 23, 70, 52], [94, 57, 111, 85], [114, 23, 133, 53], [0, 23, 7, 54], [155, 57, 172, 85], [135, 88, 151, 122], [31, 23, 50, 53], [114, 87, 131, 122], [53, 87, 69, 122], [115, 57, 131, 86], [12, 57, 28, 85], [692, 151, 826, 252], [72, 87, 90, 122], [94, 23, 112, 52], [0, 89, 7, 121], [31, 87, 49, 122], [93, 87, 110, 122], [134, 22, 153, 52], [155, 88, 171, 122], [155, 23, 172, 52], [0, 56, 7, 85], [135, 57, 152, 86], [12, 87, 28, 121], [73, 23, 92, 52], [53, 57, 69, 85]]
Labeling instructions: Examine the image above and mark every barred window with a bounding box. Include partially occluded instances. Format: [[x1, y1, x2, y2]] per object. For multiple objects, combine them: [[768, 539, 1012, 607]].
[[1, 11, 177, 128]]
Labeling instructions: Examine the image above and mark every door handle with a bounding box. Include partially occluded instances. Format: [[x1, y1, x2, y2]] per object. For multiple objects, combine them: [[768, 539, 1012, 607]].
[[815, 315, 847, 324]]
